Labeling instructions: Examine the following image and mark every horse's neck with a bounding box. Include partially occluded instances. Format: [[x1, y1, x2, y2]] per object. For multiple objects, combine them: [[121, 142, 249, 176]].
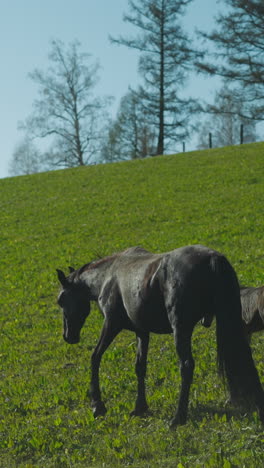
[[79, 260, 114, 300]]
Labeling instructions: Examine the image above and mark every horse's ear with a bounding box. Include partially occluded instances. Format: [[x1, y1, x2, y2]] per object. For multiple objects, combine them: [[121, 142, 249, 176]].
[[68, 266, 75, 273], [56, 269, 69, 288]]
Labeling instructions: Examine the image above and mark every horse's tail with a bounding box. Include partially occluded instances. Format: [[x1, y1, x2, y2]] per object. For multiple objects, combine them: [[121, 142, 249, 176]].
[[211, 254, 264, 419]]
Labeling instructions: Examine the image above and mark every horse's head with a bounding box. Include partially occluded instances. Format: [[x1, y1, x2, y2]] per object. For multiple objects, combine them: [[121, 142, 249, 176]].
[[56, 268, 91, 344]]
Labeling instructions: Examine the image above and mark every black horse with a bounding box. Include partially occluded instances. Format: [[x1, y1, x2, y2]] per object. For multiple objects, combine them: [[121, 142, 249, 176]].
[[202, 285, 264, 342], [56, 245, 264, 425], [240, 286, 264, 341]]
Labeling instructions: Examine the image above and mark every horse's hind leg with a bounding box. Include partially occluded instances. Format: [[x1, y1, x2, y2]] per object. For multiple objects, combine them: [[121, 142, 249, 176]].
[[131, 332, 150, 416], [171, 326, 194, 427]]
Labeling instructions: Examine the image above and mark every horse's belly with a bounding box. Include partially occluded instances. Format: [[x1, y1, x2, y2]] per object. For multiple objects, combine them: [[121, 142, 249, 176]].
[[149, 322, 173, 334], [129, 303, 173, 334]]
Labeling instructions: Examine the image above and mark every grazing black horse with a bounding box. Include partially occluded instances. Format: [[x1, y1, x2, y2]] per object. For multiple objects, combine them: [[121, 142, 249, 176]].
[[240, 286, 264, 341], [202, 285, 264, 342], [56, 245, 264, 425]]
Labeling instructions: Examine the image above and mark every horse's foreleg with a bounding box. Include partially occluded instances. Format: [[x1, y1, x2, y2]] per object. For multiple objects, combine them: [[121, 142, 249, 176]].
[[131, 332, 150, 416], [89, 320, 121, 418], [171, 327, 194, 427]]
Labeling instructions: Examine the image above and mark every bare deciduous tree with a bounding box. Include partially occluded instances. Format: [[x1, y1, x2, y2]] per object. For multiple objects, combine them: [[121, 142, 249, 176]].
[[101, 89, 157, 162], [20, 39, 111, 168], [9, 137, 43, 176], [197, 86, 258, 149]]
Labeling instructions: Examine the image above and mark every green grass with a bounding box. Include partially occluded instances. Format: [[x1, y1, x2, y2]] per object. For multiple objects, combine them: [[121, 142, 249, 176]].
[[1, 142, 264, 467]]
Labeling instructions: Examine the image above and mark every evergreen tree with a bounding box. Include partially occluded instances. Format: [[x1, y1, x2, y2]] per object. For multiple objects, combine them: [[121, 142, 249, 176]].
[[110, 0, 201, 155], [197, 0, 264, 121]]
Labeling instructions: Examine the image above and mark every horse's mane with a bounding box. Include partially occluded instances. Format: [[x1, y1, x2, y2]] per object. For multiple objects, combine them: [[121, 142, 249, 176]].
[[78, 262, 93, 275], [77, 252, 119, 276], [71, 247, 152, 279]]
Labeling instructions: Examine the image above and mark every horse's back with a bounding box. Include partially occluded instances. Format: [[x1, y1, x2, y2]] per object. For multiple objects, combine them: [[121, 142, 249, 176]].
[[160, 245, 238, 325], [116, 245, 227, 332], [118, 244, 227, 297], [164, 244, 226, 286], [169, 244, 223, 263], [121, 246, 152, 257]]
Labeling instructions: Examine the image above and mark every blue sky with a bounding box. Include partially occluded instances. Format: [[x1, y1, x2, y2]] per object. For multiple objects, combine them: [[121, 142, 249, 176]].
[[0, 0, 221, 178]]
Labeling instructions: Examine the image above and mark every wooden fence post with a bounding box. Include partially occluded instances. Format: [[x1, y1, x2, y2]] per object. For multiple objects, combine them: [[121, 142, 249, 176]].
[[209, 132, 212, 149], [240, 124, 244, 144]]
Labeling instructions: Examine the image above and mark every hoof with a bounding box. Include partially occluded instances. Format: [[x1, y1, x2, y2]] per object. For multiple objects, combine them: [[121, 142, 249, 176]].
[[258, 407, 264, 424], [92, 401, 107, 418], [130, 405, 149, 417], [170, 415, 187, 428]]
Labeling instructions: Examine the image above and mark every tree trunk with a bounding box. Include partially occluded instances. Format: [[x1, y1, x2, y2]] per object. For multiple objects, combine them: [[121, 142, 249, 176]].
[[156, 3, 164, 156]]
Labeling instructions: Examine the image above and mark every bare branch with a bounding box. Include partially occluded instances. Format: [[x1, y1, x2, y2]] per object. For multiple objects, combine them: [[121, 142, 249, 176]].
[[19, 39, 111, 169]]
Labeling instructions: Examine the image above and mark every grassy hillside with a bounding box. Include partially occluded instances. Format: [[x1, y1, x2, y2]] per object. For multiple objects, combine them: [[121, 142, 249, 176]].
[[1, 143, 264, 467]]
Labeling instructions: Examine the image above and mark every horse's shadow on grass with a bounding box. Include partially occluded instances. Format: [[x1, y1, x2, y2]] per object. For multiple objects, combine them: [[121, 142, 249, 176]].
[[188, 402, 255, 423], [136, 401, 254, 426]]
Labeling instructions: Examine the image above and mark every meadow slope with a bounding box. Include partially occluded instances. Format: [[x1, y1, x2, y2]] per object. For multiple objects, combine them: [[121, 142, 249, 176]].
[[0, 143, 264, 467]]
